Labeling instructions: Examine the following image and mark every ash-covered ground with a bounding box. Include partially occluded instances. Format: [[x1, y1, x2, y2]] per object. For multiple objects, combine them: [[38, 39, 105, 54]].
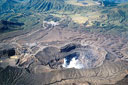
[[0, 24, 128, 85]]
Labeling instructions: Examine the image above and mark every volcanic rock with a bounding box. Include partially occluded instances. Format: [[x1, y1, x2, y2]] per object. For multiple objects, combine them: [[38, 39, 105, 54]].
[[0, 27, 128, 85]]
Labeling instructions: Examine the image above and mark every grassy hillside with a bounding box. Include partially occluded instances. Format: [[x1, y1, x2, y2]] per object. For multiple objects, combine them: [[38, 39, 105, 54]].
[[92, 3, 128, 37], [0, 0, 128, 38]]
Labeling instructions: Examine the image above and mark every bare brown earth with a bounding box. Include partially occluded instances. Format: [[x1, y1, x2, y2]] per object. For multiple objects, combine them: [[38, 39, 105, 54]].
[[0, 25, 128, 85]]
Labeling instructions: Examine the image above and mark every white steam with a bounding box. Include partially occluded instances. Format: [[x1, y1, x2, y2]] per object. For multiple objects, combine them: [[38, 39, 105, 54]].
[[62, 57, 84, 69]]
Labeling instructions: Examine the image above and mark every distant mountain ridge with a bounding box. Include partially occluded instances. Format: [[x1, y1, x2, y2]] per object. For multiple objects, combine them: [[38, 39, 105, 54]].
[[0, 0, 74, 13]]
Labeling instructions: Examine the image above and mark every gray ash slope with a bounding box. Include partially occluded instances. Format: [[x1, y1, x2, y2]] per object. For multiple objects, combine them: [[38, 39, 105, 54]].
[[0, 27, 128, 85], [0, 61, 128, 85]]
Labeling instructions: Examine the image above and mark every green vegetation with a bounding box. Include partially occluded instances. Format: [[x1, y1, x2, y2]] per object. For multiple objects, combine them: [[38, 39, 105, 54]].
[[0, 0, 128, 38]]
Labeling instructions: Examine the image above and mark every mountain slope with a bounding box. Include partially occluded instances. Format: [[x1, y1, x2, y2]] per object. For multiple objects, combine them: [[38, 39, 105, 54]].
[[0, 0, 26, 13], [26, 0, 65, 11], [0, 0, 75, 13]]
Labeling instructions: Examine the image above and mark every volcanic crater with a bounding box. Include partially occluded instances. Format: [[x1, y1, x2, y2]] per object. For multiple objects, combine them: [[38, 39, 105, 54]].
[[0, 27, 128, 85]]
